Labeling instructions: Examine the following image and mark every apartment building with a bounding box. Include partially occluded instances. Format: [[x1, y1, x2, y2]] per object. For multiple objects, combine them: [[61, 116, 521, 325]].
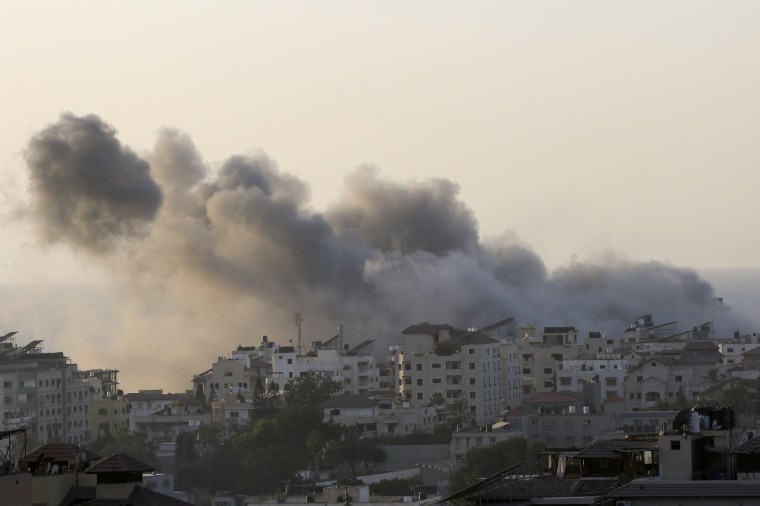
[[270, 337, 379, 395], [393, 324, 502, 426], [479, 318, 523, 410], [624, 341, 723, 411], [518, 326, 580, 395], [0, 333, 117, 446], [320, 393, 443, 437], [556, 350, 628, 400]]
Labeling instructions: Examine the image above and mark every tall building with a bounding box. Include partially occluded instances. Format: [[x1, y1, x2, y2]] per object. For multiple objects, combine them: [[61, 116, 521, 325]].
[[392, 323, 502, 426], [0, 331, 118, 445]]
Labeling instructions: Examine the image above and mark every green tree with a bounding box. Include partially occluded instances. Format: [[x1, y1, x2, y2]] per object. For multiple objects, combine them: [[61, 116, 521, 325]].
[[88, 428, 157, 466], [195, 384, 208, 411], [306, 430, 326, 478], [703, 368, 726, 389], [428, 392, 445, 406], [283, 372, 342, 407], [448, 438, 545, 492], [716, 379, 758, 416], [448, 398, 476, 430]]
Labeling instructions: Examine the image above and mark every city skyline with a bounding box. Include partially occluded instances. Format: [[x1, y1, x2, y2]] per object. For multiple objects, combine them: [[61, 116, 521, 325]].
[[1, 2, 760, 390]]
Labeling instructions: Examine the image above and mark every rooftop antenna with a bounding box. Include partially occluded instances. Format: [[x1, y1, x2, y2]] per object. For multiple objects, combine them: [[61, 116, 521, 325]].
[[295, 314, 304, 356], [338, 324, 344, 354]]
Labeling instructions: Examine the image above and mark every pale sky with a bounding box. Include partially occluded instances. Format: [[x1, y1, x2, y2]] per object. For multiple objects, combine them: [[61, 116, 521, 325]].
[[3, 1, 760, 280], [1, 2, 759, 389]]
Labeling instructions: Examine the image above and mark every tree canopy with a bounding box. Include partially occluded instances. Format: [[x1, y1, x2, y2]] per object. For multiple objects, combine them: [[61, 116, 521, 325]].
[[283, 371, 343, 407]]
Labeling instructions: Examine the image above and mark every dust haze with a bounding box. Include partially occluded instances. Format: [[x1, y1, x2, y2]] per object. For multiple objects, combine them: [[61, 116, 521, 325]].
[[6, 113, 751, 391]]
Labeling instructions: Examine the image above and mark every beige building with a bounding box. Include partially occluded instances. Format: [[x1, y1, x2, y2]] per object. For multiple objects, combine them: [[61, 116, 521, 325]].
[[0, 333, 118, 446], [90, 396, 129, 439], [393, 324, 502, 426], [518, 326, 580, 395]]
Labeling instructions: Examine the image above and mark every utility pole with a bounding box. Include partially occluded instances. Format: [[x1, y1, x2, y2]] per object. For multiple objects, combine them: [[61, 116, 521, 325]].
[[295, 314, 304, 356]]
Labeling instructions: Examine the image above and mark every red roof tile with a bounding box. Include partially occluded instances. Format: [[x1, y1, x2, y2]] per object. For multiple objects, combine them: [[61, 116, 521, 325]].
[[21, 443, 101, 465]]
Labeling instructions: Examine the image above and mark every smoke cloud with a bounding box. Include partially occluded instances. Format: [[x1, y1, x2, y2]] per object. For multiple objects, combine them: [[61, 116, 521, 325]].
[[17, 113, 753, 389], [25, 113, 162, 253]]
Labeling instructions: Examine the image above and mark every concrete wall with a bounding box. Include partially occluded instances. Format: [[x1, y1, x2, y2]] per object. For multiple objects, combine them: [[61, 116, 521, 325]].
[[379, 445, 449, 470], [356, 467, 419, 484]]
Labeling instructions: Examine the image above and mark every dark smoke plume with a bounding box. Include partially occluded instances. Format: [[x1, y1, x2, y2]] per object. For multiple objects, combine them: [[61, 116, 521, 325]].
[[25, 113, 162, 253], [20, 113, 753, 388]]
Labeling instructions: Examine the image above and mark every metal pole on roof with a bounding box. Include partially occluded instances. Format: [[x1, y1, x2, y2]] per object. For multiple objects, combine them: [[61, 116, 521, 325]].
[[295, 314, 304, 356]]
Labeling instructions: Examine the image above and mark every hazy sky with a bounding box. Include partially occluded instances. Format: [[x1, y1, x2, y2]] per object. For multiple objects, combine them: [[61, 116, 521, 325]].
[[1, 2, 759, 390]]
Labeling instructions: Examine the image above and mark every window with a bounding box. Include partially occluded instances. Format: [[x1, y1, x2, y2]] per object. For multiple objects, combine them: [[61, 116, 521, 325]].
[[287, 359, 293, 364], [230, 411, 239, 418], [675, 375, 682, 382], [224, 372, 233, 377], [469, 391, 476, 399], [469, 378, 476, 385], [605, 377, 616, 386], [432, 363, 441, 369], [3, 381, 11, 388], [544, 368, 552, 374], [637, 376, 643, 382], [469, 363, 475, 370], [417, 393, 424, 400], [416, 364, 423, 371], [432, 378, 441, 384], [551, 354, 562, 361], [469, 349, 475, 355], [671, 440, 680, 450], [416, 379, 423, 386], [523, 368, 531, 374], [560, 378, 571, 386]]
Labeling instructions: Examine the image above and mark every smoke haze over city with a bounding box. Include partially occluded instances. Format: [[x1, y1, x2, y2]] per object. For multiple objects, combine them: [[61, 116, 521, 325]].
[[0, 112, 749, 389], [2, 3, 760, 391]]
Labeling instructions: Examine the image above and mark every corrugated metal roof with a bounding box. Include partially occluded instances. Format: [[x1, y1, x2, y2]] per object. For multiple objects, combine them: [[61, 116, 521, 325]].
[[608, 480, 760, 497]]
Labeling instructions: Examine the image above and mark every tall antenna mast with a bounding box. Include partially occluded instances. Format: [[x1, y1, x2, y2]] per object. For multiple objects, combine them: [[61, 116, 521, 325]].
[[338, 324, 344, 355], [295, 314, 304, 356]]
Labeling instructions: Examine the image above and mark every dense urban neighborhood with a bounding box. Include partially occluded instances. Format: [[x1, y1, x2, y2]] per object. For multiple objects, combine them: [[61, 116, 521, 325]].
[[3, 310, 760, 505]]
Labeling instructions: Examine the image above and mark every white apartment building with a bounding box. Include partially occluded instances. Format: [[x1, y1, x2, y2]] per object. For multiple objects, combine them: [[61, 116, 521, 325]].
[[624, 341, 723, 410], [393, 323, 502, 426], [719, 335, 760, 366], [270, 337, 379, 395], [192, 343, 273, 403], [556, 351, 628, 400], [320, 393, 443, 437], [478, 318, 523, 410]]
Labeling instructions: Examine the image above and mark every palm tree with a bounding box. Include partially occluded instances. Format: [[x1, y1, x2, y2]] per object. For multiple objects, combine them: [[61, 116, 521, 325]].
[[428, 392, 445, 406], [702, 368, 726, 389], [306, 431, 325, 479], [448, 397, 476, 430]]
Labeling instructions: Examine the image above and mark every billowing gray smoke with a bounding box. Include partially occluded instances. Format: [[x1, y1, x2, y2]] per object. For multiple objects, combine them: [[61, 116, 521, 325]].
[[21, 113, 751, 387], [26, 113, 163, 253]]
